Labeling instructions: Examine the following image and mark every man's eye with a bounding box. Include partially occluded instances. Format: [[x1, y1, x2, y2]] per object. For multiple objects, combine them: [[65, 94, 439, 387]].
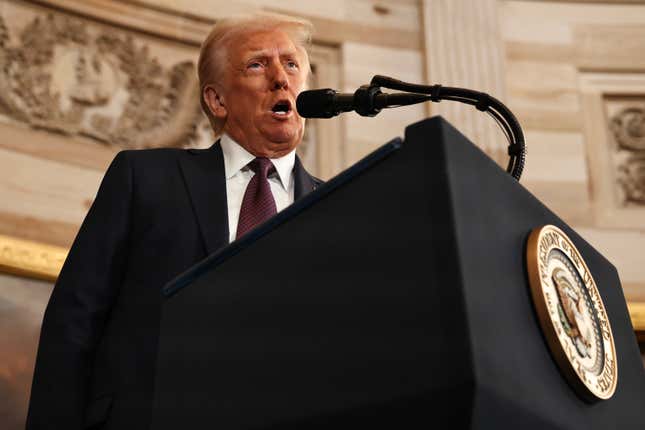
[[248, 62, 263, 69], [286, 61, 299, 69]]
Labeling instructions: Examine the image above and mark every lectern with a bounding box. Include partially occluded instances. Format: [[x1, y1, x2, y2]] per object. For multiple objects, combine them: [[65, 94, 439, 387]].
[[152, 117, 645, 429]]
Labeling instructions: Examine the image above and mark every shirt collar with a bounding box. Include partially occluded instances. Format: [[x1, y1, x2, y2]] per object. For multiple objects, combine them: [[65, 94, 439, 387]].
[[220, 133, 296, 191]]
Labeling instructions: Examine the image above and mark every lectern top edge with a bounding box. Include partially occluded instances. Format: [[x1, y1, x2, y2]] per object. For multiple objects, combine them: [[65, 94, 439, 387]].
[[162, 136, 403, 298]]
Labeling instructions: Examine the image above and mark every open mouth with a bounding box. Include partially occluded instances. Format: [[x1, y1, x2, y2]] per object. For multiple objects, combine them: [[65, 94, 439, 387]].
[[271, 100, 292, 116]]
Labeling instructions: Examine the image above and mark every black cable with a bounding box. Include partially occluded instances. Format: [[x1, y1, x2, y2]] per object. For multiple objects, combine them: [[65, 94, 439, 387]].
[[370, 75, 526, 180]]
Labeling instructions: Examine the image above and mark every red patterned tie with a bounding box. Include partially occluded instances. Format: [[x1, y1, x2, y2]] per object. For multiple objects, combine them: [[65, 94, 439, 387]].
[[236, 158, 278, 239]]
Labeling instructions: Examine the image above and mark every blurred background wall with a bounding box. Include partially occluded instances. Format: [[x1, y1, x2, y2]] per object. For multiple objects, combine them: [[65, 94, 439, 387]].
[[0, 0, 644, 428]]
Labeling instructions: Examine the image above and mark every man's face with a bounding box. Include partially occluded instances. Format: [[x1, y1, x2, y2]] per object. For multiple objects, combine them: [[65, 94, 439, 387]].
[[207, 29, 309, 158]]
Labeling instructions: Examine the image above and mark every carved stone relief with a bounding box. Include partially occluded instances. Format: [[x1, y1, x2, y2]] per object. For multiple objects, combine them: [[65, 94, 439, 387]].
[[607, 101, 645, 205], [0, 10, 211, 149], [0, 3, 320, 174]]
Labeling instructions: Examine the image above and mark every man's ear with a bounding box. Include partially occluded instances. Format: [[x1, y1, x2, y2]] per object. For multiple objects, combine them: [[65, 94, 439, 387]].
[[203, 85, 228, 120]]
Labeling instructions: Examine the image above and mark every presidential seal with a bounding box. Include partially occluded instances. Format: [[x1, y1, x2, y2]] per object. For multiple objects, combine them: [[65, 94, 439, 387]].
[[526, 225, 617, 401]]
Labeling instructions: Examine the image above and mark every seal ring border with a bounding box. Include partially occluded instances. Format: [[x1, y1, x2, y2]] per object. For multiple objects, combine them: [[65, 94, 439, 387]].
[[526, 224, 618, 402]]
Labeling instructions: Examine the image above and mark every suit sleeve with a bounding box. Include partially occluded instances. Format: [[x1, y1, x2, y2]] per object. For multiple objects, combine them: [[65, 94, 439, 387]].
[[26, 151, 133, 430]]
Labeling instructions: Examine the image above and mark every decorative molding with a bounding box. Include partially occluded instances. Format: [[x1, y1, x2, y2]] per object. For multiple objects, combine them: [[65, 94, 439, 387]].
[[28, 0, 421, 51], [0, 234, 67, 282], [610, 107, 645, 152], [26, 0, 212, 46], [575, 25, 645, 72], [617, 152, 645, 204], [610, 106, 645, 205], [0, 6, 209, 150], [545, 0, 645, 4], [271, 8, 421, 51], [579, 72, 645, 228], [2, 1, 345, 179]]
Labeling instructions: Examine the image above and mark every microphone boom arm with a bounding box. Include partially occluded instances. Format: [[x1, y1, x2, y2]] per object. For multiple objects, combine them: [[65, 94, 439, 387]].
[[368, 75, 526, 181]]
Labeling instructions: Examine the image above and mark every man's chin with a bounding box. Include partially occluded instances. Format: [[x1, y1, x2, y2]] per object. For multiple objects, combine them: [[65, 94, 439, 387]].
[[263, 130, 302, 149], [266, 139, 299, 157]]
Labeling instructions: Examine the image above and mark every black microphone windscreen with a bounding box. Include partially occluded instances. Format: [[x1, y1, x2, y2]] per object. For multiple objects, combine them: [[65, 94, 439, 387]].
[[296, 89, 337, 118]]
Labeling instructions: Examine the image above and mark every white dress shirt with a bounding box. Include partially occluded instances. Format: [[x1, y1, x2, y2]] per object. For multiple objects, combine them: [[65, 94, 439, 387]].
[[220, 134, 296, 243]]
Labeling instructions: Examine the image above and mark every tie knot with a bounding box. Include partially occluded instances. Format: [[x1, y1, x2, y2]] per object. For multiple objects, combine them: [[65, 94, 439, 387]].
[[249, 157, 276, 178]]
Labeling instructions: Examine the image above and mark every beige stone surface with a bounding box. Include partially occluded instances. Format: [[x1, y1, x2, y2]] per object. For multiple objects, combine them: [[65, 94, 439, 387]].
[[341, 42, 425, 164], [0, 273, 53, 430], [507, 61, 580, 114], [100, 0, 422, 49], [501, 0, 645, 305], [138, 0, 421, 32], [521, 130, 589, 184], [576, 227, 645, 283], [0, 147, 103, 228], [422, 0, 508, 158], [502, 1, 645, 44], [0, 122, 118, 172]]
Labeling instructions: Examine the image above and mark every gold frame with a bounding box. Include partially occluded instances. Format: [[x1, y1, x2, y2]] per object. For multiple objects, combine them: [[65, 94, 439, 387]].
[[628, 302, 645, 342], [0, 233, 643, 341], [0, 234, 68, 282]]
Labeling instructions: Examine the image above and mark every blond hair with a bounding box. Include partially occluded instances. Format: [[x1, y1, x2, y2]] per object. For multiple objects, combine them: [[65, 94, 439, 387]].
[[197, 13, 313, 136]]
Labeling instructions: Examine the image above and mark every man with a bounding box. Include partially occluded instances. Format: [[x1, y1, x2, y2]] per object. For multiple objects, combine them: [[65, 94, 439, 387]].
[[26, 13, 321, 430]]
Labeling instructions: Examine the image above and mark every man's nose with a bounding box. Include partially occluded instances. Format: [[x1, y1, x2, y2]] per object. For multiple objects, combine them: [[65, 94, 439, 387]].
[[271, 64, 289, 90]]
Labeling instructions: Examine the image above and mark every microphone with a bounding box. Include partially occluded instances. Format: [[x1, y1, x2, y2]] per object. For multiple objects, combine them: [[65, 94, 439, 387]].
[[296, 89, 354, 118], [296, 87, 430, 119], [297, 75, 526, 181]]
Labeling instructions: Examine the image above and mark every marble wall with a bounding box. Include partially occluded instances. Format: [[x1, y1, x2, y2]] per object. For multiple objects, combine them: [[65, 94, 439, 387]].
[[500, 1, 645, 303], [1, 0, 644, 427]]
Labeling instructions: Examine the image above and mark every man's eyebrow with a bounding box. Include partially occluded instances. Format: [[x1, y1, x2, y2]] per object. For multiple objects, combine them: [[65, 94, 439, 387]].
[[244, 48, 299, 60]]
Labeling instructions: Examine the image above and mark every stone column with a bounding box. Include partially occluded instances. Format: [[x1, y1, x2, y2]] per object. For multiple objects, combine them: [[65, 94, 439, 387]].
[[422, 0, 507, 162]]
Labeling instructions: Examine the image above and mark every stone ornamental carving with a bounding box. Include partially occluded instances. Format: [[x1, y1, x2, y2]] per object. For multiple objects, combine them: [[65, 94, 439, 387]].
[[0, 13, 209, 149], [610, 107, 645, 151], [609, 106, 645, 205], [617, 154, 645, 204]]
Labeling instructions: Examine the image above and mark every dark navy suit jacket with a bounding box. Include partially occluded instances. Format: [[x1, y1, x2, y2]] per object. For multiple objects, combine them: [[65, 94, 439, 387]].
[[26, 142, 322, 429]]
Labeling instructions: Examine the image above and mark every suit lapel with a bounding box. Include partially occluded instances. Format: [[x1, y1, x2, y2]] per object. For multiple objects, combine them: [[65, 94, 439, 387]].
[[178, 141, 229, 255], [293, 156, 319, 200], [179, 145, 319, 255]]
